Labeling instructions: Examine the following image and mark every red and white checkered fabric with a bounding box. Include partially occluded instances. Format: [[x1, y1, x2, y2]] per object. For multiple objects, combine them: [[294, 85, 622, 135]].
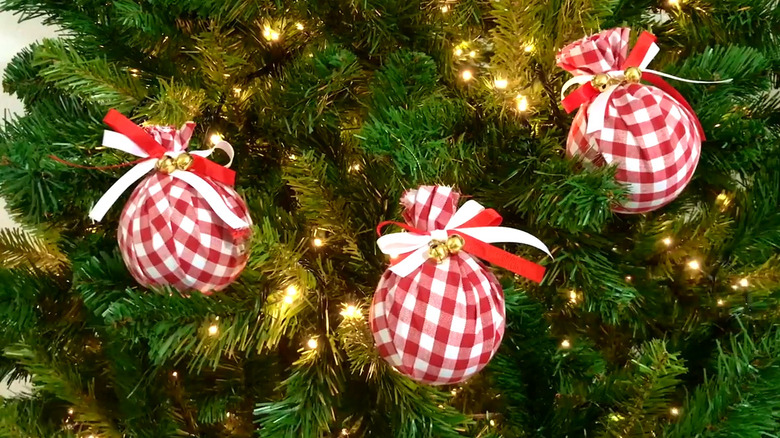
[[557, 28, 702, 214], [370, 186, 505, 385], [117, 124, 251, 293]]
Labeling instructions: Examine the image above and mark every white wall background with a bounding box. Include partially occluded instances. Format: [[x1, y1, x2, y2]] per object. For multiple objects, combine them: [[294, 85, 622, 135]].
[[1, 10, 59, 398]]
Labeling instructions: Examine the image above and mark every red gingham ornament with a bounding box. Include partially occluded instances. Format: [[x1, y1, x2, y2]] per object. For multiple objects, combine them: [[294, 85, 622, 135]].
[[89, 111, 252, 293], [370, 186, 550, 385], [557, 28, 704, 214]]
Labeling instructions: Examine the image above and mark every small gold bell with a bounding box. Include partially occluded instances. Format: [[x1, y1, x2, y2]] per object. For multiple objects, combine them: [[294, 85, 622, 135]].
[[591, 73, 611, 92], [446, 234, 465, 254], [624, 66, 642, 84], [428, 240, 450, 263], [156, 156, 176, 174], [174, 152, 194, 171]]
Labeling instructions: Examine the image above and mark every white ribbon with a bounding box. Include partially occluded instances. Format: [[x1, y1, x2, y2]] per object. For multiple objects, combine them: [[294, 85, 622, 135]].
[[88, 130, 249, 229], [377, 200, 552, 277], [561, 41, 732, 134]]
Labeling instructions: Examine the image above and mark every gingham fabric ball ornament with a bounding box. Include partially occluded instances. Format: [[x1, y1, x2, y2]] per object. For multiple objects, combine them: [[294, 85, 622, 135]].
[[557, 28, 724, 213], [89, 110, 251, 293], [370, 186, 551, 385]]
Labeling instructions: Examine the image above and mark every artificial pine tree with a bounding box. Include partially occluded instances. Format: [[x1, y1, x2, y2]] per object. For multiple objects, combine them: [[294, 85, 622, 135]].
[[1, 0, 779, 436]]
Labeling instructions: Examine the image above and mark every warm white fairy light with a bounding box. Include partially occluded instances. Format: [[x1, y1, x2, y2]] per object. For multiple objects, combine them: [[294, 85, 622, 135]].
[[717, 299, 725, 306], [569, 290, 578, 303], [341, 429, 349, 436], [524, 44, 534, 52], [389, 253, 400, 260], [625, 275, 633, 282], [208, 324, 218, 336], [493, 78, 508, 89], [489, 419, 496, 426], [289, 154, 297, 160], [210, 133, 223, 145], [171, 371, 178, 378], [453, 48, 463, 56], [340, 304, 362, 320], [313, 237, 324, 247], [687, 260, 701, 270], [739, 278, 749, 287], [233, 87, 242, 95], [461, 69, 473, 81], [67, 408, 74, 415], [307, 337, 318, 349], [226, 412, 232, 418], [662, 237, 673, 246], [468, 50, 477, 58], [668, 0, 680, 6], [295, 22, 304, 30], [440, 4, 449, 12], [561, 339, 571, 348], [670, 407, 680, 416], [516, 94, 529, 112], [263, 26, 280, 41], [451, 389, 457, 396], [349, 163, 361, 172]]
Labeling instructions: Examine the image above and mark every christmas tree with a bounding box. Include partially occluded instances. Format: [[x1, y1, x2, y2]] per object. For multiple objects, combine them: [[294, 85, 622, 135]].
[[1, 0, 779, 436]]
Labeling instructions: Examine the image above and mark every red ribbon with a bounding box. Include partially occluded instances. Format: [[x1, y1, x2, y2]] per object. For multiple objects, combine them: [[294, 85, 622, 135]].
[[103, 109, 236, 186], [377, 208, 547, 283], [560, 31, 706, 141]]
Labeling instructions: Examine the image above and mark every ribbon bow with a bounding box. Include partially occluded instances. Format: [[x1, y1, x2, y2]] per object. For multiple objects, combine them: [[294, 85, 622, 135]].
[[561, 31, 731, 139], [377, 200, 552, 283], [89, 109, 249, 230]]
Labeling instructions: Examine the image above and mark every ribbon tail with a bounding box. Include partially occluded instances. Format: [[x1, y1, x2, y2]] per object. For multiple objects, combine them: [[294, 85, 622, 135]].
[[460, 234, 546, 283], [562, 82, 599, 113], [642, 71, 706, 141], [103, 109, 167, 157], [388, 247, 429, 277], [586, 84, 619, 134], [89, 159, 157, 222], [102, 130, 150, 157], [171, 171, 249, 230], [191, 140, 236, 168], [623, 31, 658, 68], [190, 155, 236, 187]]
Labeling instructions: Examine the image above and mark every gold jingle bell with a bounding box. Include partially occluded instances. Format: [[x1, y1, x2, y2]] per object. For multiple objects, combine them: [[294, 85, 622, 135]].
[[591, 73, 611, 92], [428, 240, 450, 264], [174, 152, 194, 171], [446, 234, 465, 254], [156, 156, 176, 174], [624, 66, 642, 84]]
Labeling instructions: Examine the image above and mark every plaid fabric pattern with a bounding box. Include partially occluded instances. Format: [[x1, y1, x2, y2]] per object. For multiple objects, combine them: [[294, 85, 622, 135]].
[[370, 186, 505, 385], [118, 173, 251, 293], [558, 28, 702, 214], [116, 122, 251, 293]]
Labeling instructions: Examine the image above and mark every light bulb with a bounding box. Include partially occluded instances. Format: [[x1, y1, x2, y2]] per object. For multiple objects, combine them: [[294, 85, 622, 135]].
[[210, 133, 223, 145], [569, 290, 578, 303], [295, 22, 304, 30], [561, 339, 571, 348], [67, 408, 74, 415], [461, 70, 473, 81], [494, 78, 508, 89], [389, 253, 400, 260], [313, 237, 324, 247], [454, 48, 463, 56], [451, 389, 457, 396], [524, 44, 534, 52], [233, 87, 242, 95], [670, 407, 680, 416], [662, 237, 673, 246], [625, 275, 633, 282], [340, 304, 362, 319], [717, 299, 725, 306], [516, 95, 529, 112], [270, 31, 280, 40], [284, 295, 295, 304], [307, 337, 318, 349], [668, 0, 680, 6], [341, 429, 349, 436], [687, 260, 700, 270], [285, 285, 299, 297], [489, 419, 496, 426], [349, 163, 361, 172], [171, 371, 178, 377], [226, 412, 232, 418], [441, 4, 449, 12], [208, 324, 218, 335], [739, 278, 749, 287], [289, 154, 297, 160], [468, 50, 477, 58]]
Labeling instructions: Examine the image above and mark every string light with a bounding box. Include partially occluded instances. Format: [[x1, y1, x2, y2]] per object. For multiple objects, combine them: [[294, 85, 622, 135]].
[[284, 285, 299, 304], [226, 412, 232, 418], [717, 299, 725, 306], [561, 339, 571, 348], [210, 133, 223, 145], [468, 50, 477, 58], [67, 408, 74, 415], [668, 0, 680, 6], [307, 337, 318, 349], [739, 278, 749, 287], [524, 44, 534, 52], [493, 78, 508, 89], [451, 389, 458, 396], [289, 154, 297, 160], [88, 435, 95, 438], [208, 324, 218, 336], [341, 429, 349, 436], [171, 371, 178, 378], [262, 26, 280, 41], [670, 407, 680, 416], [662, 237, 673, 246], [516, 94, 529, 112], [233, 87, 242, 95], [687, 260, 701, 270], [461, 70, 473, 81], [312, 237, 324, 247], [349, 163, 361, 172], [295, 22, 304, 30], [569, 290, 578, 303], [453, 48, 463, 56], [440, 4, 449, 12], [625, 275, 633, 282], [489, 419, 496, 427], [340, 304, 362, 320]]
